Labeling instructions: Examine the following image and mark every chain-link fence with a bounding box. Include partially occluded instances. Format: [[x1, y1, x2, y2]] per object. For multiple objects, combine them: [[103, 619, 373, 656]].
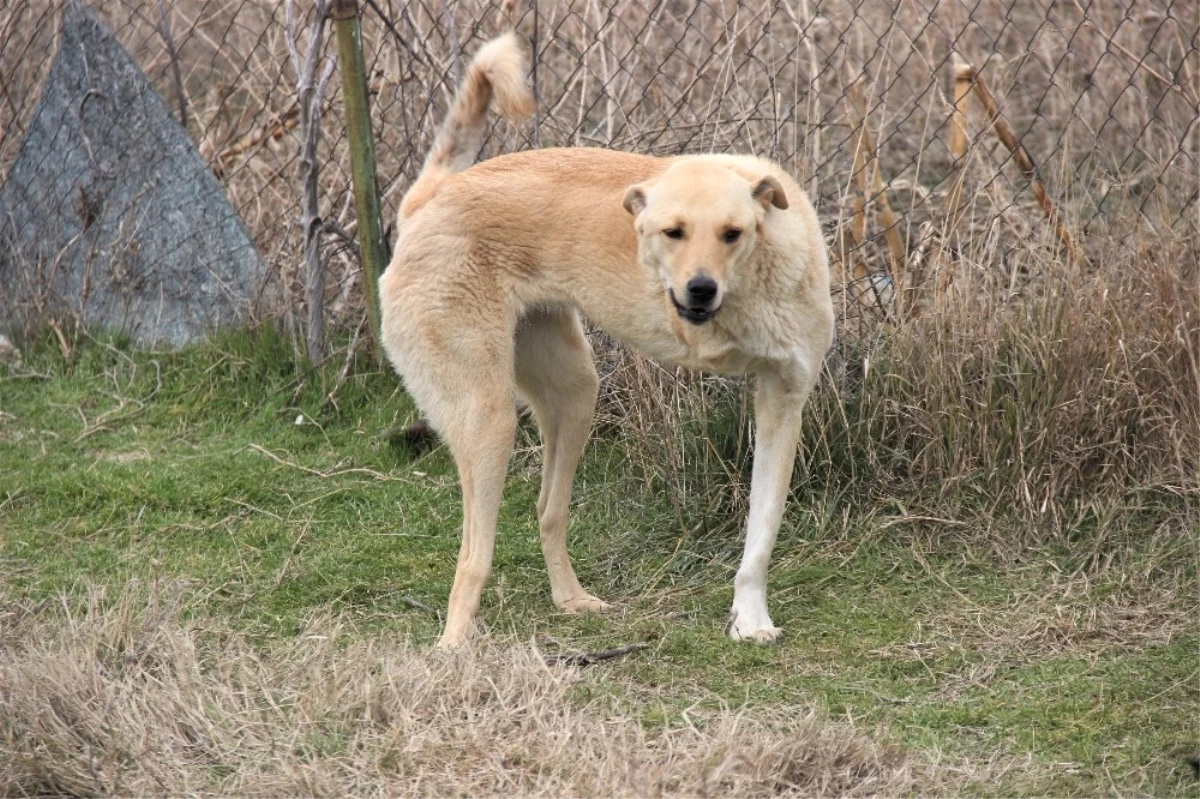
[[2, 0, 1197, 343]]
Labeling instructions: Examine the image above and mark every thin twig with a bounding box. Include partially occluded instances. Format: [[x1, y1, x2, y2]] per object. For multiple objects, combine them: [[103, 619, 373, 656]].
[[321, 319, 365, 412], [247, 443, 400, 482], [272, 518, 311, 588], [399, 596, 441, 619], [543, 642, 649, 667], [321, 218, 361, 257], [214, 104, 300, 168], [361, 0, 429, 68]]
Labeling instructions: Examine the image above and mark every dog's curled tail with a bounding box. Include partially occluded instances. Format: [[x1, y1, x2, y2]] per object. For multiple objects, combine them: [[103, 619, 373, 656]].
[[400, 33, 533, 219]]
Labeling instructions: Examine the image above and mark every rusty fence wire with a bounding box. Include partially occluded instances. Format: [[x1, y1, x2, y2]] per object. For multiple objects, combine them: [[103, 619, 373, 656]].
[[2, 0, 1197, 341]]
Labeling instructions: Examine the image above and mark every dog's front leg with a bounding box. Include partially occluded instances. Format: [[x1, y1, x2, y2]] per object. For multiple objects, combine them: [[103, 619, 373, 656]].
[[729, 362, 816, 642]]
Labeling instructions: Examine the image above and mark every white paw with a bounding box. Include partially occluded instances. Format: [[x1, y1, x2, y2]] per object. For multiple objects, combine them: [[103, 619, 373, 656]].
[[729, 600, 783, 643], [729, 619, 784, 643]]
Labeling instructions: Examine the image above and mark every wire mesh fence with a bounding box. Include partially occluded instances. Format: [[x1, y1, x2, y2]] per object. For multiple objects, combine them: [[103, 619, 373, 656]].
[[2, 0, 1197, 345]]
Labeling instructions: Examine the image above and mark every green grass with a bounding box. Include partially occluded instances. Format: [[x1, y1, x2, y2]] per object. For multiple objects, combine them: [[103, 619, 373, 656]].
[[1, 328, 1196, 796]]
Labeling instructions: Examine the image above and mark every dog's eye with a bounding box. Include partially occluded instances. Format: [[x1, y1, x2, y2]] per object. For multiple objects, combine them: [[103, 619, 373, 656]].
[[663, 228, 684, 240], [723, 228, 743, 244]]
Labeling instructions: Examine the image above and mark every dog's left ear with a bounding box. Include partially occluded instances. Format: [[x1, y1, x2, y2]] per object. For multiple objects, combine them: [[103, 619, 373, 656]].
[[752, 176, 789, 210], [623, 184, 648, 217]]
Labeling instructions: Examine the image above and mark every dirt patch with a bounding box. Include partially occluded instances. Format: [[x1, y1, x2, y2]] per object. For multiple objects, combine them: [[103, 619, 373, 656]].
[[96, 448, 153, 463]]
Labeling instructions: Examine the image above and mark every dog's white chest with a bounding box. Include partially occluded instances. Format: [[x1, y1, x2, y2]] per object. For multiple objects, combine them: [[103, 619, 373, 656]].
[[638, 316, 757, 375]]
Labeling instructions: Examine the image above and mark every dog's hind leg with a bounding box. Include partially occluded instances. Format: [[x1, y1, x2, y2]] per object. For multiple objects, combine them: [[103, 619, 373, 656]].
[[432, 367, 518, 648], [515, 309, 609, 614]]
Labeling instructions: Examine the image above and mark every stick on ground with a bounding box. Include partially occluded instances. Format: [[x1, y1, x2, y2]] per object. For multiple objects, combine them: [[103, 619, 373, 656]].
[[544, 643, 649, 667], [400, 596, 441, 619]]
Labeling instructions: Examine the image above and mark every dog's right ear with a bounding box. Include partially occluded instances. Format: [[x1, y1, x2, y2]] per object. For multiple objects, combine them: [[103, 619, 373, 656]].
[[623, 184, 648, 217], [752, 176, 789, 210]]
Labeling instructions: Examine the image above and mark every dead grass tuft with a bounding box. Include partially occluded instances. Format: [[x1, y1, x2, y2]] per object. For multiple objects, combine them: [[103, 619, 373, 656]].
[[805, 232, 1200, 527], [0, 585, 915, 797]]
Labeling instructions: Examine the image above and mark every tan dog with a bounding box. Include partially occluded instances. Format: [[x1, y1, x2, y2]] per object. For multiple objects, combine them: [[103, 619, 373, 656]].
[[380, 33, 834, 648]]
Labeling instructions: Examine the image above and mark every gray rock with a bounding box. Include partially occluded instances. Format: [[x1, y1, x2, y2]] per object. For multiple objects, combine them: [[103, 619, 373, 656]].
[[0, 0, 268, 347]]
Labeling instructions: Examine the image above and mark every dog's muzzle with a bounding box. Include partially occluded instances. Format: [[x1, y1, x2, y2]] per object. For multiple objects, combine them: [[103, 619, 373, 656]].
[[669, 289, 720, 325], [670, 275, 721, 325]]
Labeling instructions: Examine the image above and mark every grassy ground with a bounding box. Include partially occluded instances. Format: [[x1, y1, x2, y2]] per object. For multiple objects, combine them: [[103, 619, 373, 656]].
[[1, 329, 1196, 796]]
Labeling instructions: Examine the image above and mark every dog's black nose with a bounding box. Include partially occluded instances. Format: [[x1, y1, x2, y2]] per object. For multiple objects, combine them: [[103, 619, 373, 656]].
[[686, 275, 719, 307]]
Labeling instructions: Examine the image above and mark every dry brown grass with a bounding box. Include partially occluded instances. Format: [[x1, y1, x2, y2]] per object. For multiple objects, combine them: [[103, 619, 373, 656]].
[[814, 232, 1199, 517], [0, 584, 916, 797]]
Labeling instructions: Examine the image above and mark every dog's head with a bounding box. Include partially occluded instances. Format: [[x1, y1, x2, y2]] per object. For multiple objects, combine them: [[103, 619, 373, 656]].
[[623, 160, 787, 325]]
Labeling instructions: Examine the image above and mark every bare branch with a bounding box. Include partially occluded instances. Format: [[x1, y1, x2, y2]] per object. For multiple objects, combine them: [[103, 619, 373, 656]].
[[543, 643, 649, 668]]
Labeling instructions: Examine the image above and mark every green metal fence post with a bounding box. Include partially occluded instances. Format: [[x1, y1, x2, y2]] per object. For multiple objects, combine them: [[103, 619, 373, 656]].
[[331, 0, 386, 364]]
